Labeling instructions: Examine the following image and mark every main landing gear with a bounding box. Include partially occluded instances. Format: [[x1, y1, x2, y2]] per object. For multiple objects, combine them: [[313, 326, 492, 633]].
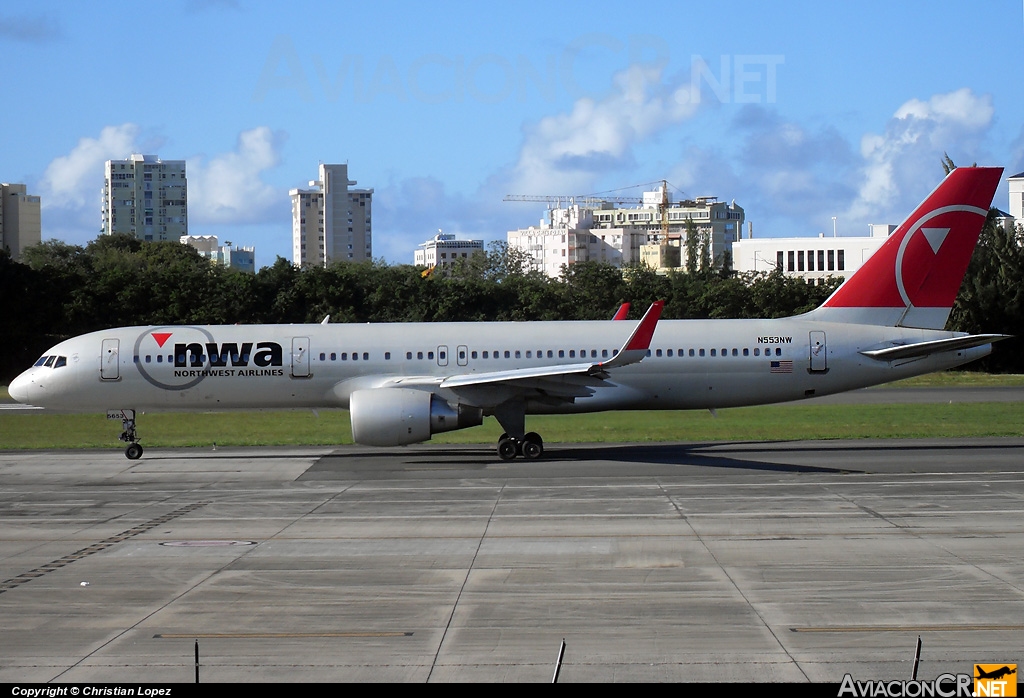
[[496, 432, 544, 461], [114, 409, 144, 460]]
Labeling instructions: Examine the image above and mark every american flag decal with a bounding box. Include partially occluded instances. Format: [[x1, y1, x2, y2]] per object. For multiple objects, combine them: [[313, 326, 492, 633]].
[[770, 360, 793, 373]]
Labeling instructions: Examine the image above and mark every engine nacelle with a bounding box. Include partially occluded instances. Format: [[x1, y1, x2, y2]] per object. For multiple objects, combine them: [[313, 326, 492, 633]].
[[349, 388, 483, 446]]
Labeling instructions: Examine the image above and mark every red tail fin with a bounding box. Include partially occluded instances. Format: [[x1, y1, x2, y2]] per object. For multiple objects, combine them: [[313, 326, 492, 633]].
[[814, 166, 1002, 328]]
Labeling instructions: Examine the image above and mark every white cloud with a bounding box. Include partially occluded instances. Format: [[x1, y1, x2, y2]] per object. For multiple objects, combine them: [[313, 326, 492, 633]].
[[39, 123, 142, 210], [504, 64, 700, 196], [187, 127, 286, 224], [845, 88, 994, 224]]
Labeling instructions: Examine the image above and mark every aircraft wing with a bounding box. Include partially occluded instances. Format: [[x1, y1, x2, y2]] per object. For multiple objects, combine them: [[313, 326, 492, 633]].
[[859, 334, 1010, 361], [384, 301, 663, 401]]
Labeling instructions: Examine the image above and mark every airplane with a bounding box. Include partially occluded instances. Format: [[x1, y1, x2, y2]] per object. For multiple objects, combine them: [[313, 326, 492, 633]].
[[975, 666, 1016, 681], [8, 166, 1008, 461]]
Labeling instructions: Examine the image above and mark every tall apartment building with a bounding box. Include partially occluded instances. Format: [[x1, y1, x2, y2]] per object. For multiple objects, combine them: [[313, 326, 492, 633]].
[[0, 183, 41, 260], [290, 164, 372, 267], [101, 154, 187, 241], [507, 185, 744, 277]]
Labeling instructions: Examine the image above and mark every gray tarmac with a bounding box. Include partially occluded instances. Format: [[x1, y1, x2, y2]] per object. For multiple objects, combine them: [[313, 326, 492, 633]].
[[1, 437, 1022, 683]]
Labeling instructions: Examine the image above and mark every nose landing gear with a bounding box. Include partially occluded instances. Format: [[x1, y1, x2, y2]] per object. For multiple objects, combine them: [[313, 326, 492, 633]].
[[111, 409, 143, 460]]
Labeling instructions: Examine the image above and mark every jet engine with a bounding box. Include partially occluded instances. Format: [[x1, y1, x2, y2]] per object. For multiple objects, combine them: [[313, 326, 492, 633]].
[[349, 388, 483, 446]]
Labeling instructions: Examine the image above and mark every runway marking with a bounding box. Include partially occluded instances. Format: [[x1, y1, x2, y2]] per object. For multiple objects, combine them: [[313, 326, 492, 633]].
[[154, 632, 413, 639], [0, 501, 210, 594], [791, 625, 1024, 633]]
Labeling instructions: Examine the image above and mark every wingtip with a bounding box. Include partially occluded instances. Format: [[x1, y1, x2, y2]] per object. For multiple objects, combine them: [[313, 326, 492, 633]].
[[625, 300, 664, 351]]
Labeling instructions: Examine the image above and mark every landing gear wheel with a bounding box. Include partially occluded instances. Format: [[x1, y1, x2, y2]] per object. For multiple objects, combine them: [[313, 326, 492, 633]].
[[521, 432, 543, 460], [125, 443, 143, 460], [521, 438, 543, 460], [497, 437, 518, 461]]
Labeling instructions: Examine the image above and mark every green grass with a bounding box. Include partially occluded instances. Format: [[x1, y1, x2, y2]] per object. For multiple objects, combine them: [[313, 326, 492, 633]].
[[2, 372, 1022, 450], [0, 402, 1022, 450]]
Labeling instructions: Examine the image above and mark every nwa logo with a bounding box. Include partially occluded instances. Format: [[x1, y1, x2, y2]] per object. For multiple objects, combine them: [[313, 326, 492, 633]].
[[134, 327, 285, 391], [173, 341, 282, 368]]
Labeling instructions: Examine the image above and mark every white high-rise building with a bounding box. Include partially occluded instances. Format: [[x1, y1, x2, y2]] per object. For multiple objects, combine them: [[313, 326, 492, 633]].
[[101, 154, 187, 241], [290, 164, 372, 267], [1, 183, 41, 260]]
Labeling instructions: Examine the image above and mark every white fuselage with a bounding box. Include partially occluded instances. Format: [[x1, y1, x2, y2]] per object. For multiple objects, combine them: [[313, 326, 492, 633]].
[[9, 317, 990, 415]]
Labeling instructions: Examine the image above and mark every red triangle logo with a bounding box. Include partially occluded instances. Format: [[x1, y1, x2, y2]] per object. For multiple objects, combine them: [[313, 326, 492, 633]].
[[152, 332, 173, 348]]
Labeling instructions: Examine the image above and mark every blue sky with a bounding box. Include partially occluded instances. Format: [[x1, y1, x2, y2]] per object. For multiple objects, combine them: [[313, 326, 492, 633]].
[[2, 0, 1022, 267]]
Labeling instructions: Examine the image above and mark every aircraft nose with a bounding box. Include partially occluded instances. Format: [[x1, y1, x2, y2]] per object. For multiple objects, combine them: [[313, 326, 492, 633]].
[[8, 371, 33, 404]]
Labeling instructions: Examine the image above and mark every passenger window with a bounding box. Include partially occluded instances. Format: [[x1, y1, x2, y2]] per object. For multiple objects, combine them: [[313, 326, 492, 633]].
[[319, 353, 326, 361], [157, 355, 164, 363], [526, 351, 532, 358], [428, 351, 434, 360], [754, 348, 760, 356], [417, 352, 423, 360], [656, 349, 662, 357], [710, 349, 716, 357], [547, 350, 553, 358], [667, 349, 673, 357], [699, 349, 705, 357], [569, 350, 575, 358], [471, 351, 477, 359], [602, 349, 609, 358], [406, 352, 412, 360], [732, 348, 738, 356], [743, 348, 749, 356], [503, 351, 510, 359], [515, 350, 521, 359], [688, 349, 694, 357], [384, 352, 390, 360], [559, 350, 565, 358], [331, 353, 337, 360], [363, 353, 369, 360], [776, 348, 782, 356], [482, 351, 489, 359]]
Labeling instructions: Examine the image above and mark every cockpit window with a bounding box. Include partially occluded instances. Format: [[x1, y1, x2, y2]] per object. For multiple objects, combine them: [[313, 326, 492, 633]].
[[32, 355, 68, 369]]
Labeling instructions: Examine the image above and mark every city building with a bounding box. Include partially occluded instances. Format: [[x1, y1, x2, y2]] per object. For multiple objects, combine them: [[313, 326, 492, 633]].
[[180, 235, 256, 273], [0, 183, 41, 260], [1009, 171, 1024, 223], [290, 164, 372, 267], [101, 154, 187, 241], [414, 232, 483, 268], [507, 184, 744, 278], [731, 225, 893, 283]]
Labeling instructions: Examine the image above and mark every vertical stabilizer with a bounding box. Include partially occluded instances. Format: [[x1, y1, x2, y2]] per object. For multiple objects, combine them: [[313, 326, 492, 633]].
[[810, 166, 1002, 328]]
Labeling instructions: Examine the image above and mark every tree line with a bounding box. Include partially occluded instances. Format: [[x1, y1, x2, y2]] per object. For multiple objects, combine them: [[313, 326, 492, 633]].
[[2, 213, 1022, 384]]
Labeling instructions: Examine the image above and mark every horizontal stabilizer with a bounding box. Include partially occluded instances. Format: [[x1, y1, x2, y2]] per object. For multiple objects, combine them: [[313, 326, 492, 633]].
[[859, 334, 1010, 361]]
